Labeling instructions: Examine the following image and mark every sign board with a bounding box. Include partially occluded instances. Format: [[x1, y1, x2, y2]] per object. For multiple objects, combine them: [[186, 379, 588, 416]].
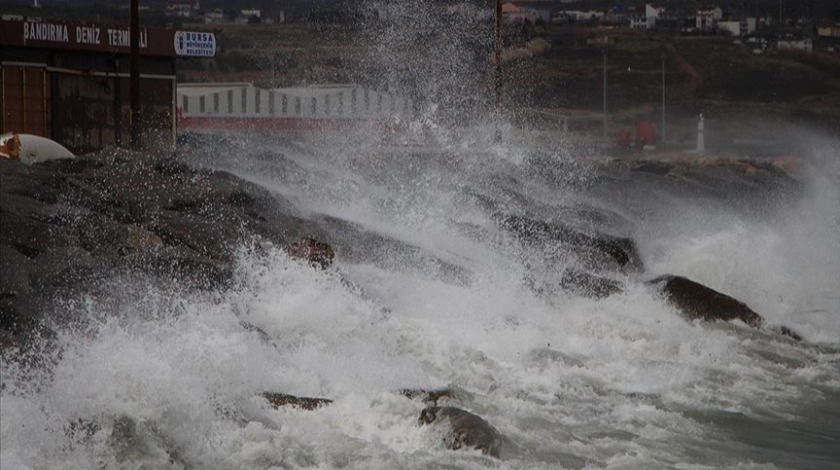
[[174, 31, 216, 57], [0, 18, 215, 58]]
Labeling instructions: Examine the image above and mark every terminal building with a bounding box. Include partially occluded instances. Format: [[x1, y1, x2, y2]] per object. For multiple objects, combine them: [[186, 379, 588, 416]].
[[176, 83, 413, 132], [0, 17, 215, 153]]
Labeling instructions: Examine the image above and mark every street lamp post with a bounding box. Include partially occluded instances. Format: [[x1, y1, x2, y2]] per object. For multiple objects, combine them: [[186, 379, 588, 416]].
[[779, 0, 783, 26], [602, 49, 608, 143], [493, 0, 503, 142], [494, 0, 502, 112], [130, 0, 140, 149]]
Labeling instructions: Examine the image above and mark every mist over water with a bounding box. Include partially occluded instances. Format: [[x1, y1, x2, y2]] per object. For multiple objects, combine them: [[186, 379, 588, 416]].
[[3, 2, 840, 468]]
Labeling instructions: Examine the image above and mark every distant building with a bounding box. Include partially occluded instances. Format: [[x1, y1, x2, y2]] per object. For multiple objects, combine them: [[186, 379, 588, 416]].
[[204, 8, 225, 23], [0, 17, 215, 153], [604, 5, 629, 26], [718, 20, 741, 36], [629, 16, 653, 29], [552, 9, 602, 23], [521, 6, 550, 23], [778, 37, 813, 52], [645, 4, 665, 23], [695, 6, 722, 32], [501, 3, 540, 24], [176, 83, 413, 132], [742, 17, 757, 35], [817, 22, 840, 38], [715, 17, 757, 36], [167, 0, 200, 18], [241, 9, 261, 19]]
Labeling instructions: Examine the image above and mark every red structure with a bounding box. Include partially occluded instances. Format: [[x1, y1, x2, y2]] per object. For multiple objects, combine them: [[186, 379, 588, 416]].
[[635, 118, 657, 147]]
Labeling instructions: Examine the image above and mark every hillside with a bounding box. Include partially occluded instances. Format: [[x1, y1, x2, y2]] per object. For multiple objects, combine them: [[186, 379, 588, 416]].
[[177, 20, 840, 146]]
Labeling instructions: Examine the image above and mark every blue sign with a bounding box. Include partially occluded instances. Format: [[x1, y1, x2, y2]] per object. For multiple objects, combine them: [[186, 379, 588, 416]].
[[174, 31, 216, 57]]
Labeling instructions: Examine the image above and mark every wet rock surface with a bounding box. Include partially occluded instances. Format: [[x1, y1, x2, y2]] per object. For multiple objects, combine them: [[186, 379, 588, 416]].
[[648, 274, 801, 340], [560, 269, 624, 299], [648, 275, 765, 327], [419, 406, 505, 458], [0, 152, 314, 352], [497, 213, 643, 274], [284, 236, 336, 269], [262, 392, 334, 411], [399, 388, 461, 406]]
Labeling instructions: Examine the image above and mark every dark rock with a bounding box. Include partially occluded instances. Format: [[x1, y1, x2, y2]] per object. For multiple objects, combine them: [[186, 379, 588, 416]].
[[1, 153, 313, 355], [497, 213, 642, 273], [108, 414, 186, 468], [0, 244, 34, 295], [239, 321, 273, 344], [648, 275, 764, 327], [30, 246, 102, 290], [0, 294, 56, 349], [314, 214, 473, 285], [769, 325, 803, 342], [399, 388, 457, 406], [285, 237, 335, 269], [134, 245, 233, 290], [419, 406, 504, 458], [0, 212, 79, 257], [648, 275, 802, 340], [261, 392, 333, 410], [560, 269, 624, 298]]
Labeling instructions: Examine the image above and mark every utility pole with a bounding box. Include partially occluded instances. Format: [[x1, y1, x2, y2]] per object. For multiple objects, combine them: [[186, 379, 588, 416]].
[[602, 49, 608, 143], [494, 0, 503, 142], [494, 0, 502, 111], [661, 53, 666, 144], [779, 0, 783, 26], [130, 0, 140, 150]]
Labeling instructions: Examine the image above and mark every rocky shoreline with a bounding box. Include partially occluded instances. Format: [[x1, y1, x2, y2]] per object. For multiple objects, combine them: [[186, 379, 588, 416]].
[[0, 149, 321, 352], [0, 147, 806, 459]]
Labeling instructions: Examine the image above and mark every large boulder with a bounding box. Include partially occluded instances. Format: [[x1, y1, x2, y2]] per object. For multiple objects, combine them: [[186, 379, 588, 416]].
[[648, 275, 763, 326], [0, 152, 313, 354], [560, 269, 624, 298], [284, 237, 335, 269], [419, 406, 505, 458], [497, 213, 642, 274], [648, 275, 801, 340]]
